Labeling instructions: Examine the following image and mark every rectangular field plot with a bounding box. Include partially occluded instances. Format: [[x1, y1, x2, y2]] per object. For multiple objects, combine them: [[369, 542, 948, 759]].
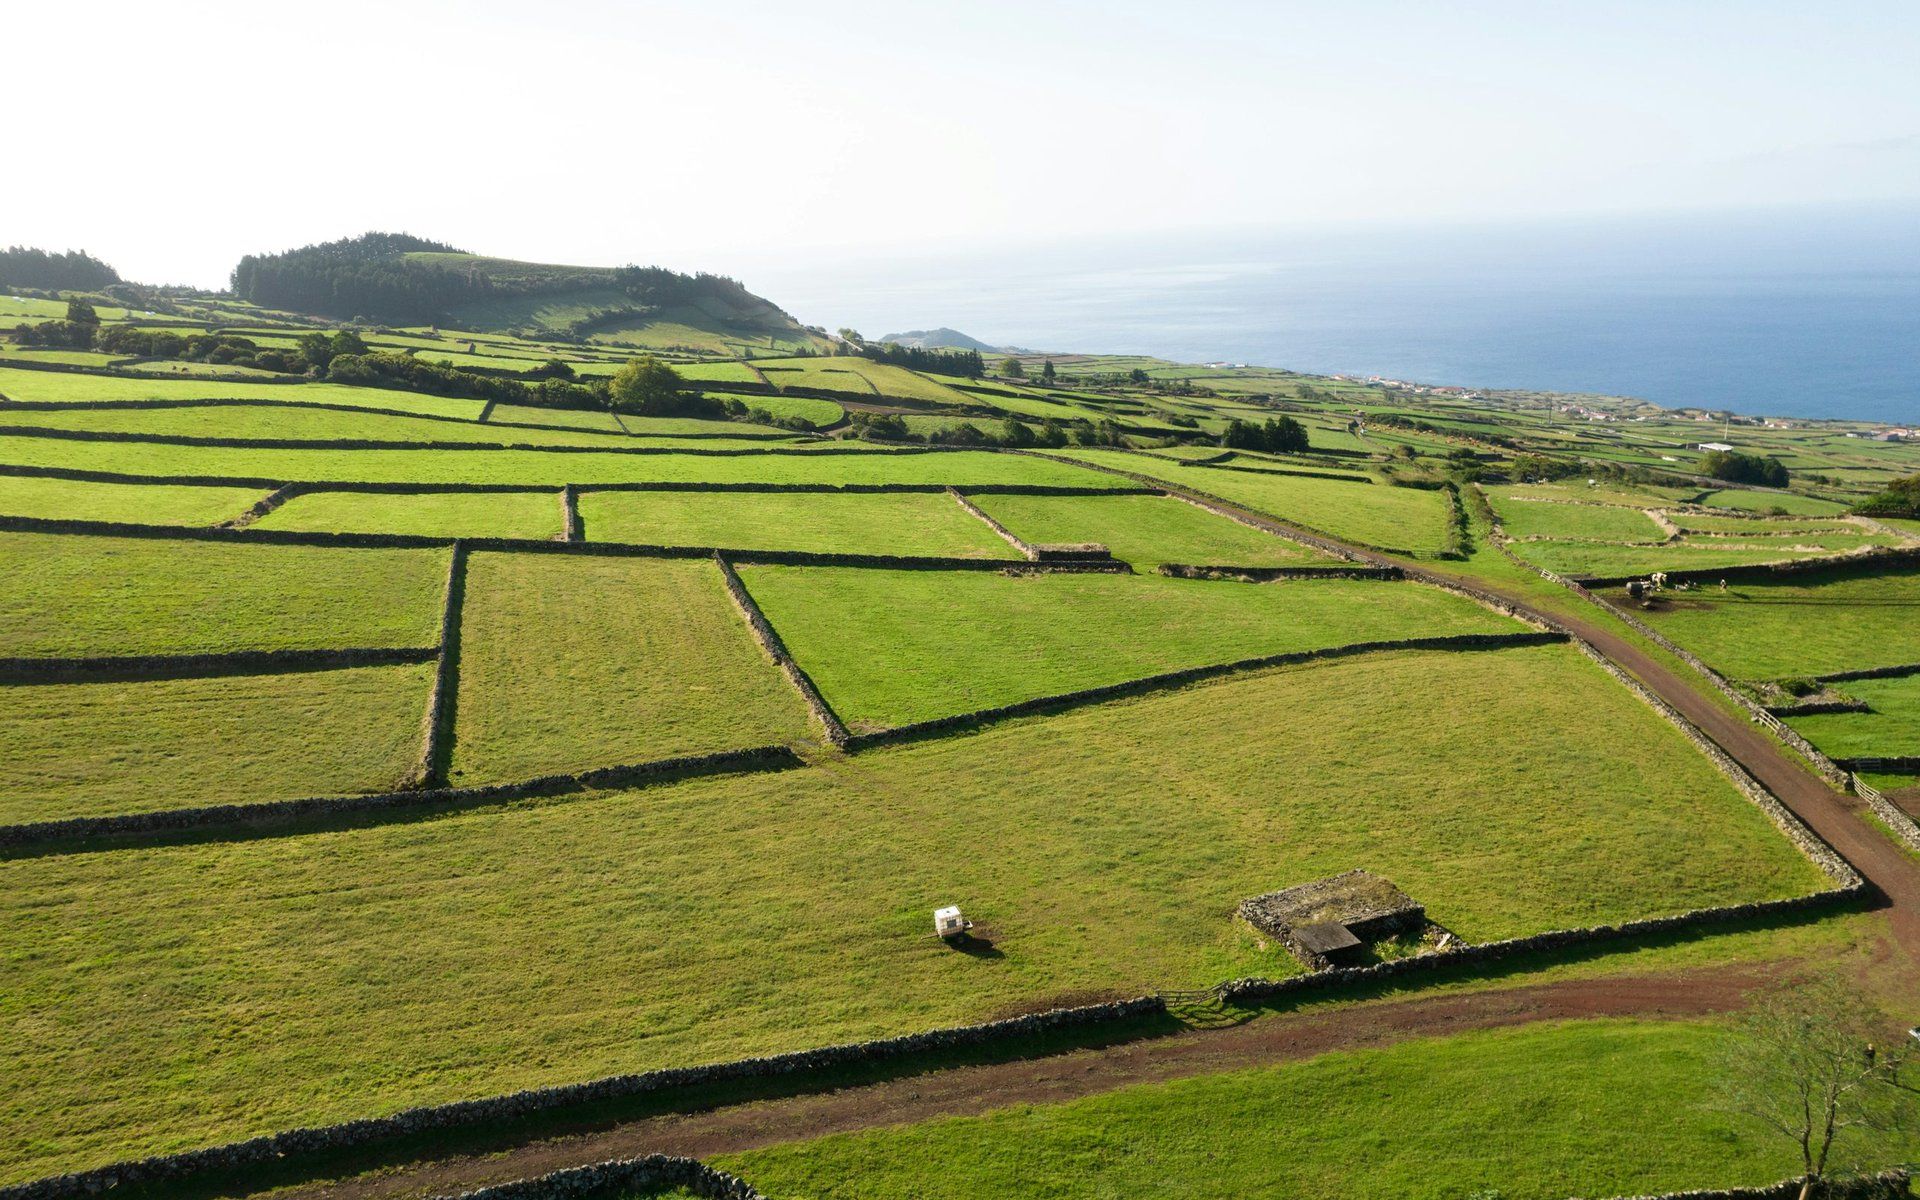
[[0, 402, 649, 447], [1788, 675, 1920, 762], [1512, 536, 1890, 580], [576, 491, 1019, 558], [449, 553, 812, 784], [0, 664, 434, 824], [0, 437, 1118, 488], [0, 474, 264, 525], [1043, 451, 1455, 552], [0, 532, 447, 658], [1693, 488, 1850, 517], [256, 490, 564, 540], [0, 643, 1829, 1180], [968, 492, 1338, 569], [1627, 567, 1920, 679], [1484, 494, 1667, 543], [742, 568, 1524, 729], [719, 1020, 1915, 1200], [0, 366, 487, 420]]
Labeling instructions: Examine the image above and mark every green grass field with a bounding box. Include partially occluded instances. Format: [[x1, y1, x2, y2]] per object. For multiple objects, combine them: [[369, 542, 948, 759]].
[[1512, 537, 1884, 579], [0, 436, 1118, 487], [742, 568, 1525, 729], [0, 664, 433, 824], [1628, 567, 1920, 678], [256, 490, 565, 540], [1788, 674, 1920, 761], [0, 366, 487, 420], [718, 1018, 1918, 1200], [0, 642, 1826, 1181], [448, 553, 812, 784], [1041, 451, 1455, 552], [0, 473, 264, 525], [577, 490, 1020, 557], [0, 400, 659, 446], [0, 531, 447, 657], [1694, 488, 1850, 517], [1485, 492, 1668, 542], [968, 492, 1336, 568]]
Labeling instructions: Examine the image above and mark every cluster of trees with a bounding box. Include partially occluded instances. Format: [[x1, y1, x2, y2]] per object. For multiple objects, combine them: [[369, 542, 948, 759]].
[[231, 232, 773, 328], [1222, 416, 1309, 453], [1000, 358, 1059, 384], [605, 355, 725, 419], [12, 299, 103, 348], [0, 247, 119, 291], [850, 411, 1125, 448], [858, 340, 984, 378], [327, 350, 606, 410], [1700, 448, 1791, 487], [1854, 473, 1920, 518]]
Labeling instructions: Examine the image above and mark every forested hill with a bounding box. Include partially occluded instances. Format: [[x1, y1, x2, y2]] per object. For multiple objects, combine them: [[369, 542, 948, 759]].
[[0, 246, 120, 292], [229, 232, 820, 351]]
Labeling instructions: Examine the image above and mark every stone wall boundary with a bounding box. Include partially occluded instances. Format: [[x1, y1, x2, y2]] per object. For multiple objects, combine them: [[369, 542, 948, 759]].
[[560, 486, 581, 543], [433, 1155, 767, 1200], [843, 632, 1570, 751], [946, 487, 1039, 559], [219, 482, 306, 529], [714, 554, 851, 747], [420, 544, 468, 789], [1190, 461, 1374, 484], [1580, 1168, 1911, 1200], [0, 745, 803, 851], [1816, 661, 1920, 684], [1577, 545, 1920, 589], [0, 646, 437, 686], [0, 996, 1166, 1200], [1157, 563, 1407, 582]]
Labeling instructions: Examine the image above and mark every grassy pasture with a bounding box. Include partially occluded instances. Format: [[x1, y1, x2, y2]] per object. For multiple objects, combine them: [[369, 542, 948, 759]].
[[0, 349, 127, 368], [257, 490, 565, 539], [0, 664, 433, 824], [485, 404, 624, 433], [757, 357, 971, 406], [0, 367, 487, 420], [1627, 568, 1920, 679], [0, 532, 446, 657], [1485, 494, 1667, 542], [969, 492, 1337, 569], [0, 474, 263, 525], [1789, 674, 1920, 761], [1042, 451, 1455, 551], [1694, 488, 1850, 517], [449, 553, 811, 784], [742, 568, 1523, 729], [1512, 537, 1889, 579], [577, 490, 1019, 558], [1668, 512, 1859, 535], [0, 436, 1117, 488], [718, 1019, 1918, 1199], [717, 392, 845, 427], [0, 401, 653, 447], [0, 642, 1826, 1181]]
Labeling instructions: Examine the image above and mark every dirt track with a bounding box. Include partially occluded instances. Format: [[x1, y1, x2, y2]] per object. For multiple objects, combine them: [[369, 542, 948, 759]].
[[261, 511, 1920, 1200], [277, 968, 1774, 1200]]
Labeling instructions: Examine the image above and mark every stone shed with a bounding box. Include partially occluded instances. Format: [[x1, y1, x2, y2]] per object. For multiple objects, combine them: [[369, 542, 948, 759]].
[[1238, 870, 1427, 970]]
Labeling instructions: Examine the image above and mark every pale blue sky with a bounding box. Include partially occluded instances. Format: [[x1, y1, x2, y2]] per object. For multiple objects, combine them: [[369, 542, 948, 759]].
[[9, 0, 1918, 286]]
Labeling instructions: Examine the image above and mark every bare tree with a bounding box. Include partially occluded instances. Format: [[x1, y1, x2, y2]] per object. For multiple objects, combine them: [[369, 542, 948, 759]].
[[1718, 979, 1916, 1200]]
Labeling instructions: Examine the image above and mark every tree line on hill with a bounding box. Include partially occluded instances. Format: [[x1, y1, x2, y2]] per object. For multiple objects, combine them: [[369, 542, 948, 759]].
[[230, 231, 772, 328], [0, 247, 120, 291], [850, 410, 1128, 448], [857, 340, 985, 378]]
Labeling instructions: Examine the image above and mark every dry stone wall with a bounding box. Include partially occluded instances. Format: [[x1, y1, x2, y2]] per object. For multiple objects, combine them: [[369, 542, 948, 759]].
[[0, 997, 1165, 1200], [714, 554, 851, 746], [0, 645, 435, 685], [434, 1155, 765, 1200]]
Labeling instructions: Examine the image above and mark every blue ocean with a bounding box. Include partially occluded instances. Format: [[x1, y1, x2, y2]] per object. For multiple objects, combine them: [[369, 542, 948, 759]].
[[752, 204, 1920, 424]]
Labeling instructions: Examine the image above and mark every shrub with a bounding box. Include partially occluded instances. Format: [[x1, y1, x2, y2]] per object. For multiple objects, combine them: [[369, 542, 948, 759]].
[[1700, 449, 1789, 488]]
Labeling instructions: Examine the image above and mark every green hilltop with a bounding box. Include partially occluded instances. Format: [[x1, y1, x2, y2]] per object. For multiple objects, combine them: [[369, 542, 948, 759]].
[[230, 232, 825, 356]]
